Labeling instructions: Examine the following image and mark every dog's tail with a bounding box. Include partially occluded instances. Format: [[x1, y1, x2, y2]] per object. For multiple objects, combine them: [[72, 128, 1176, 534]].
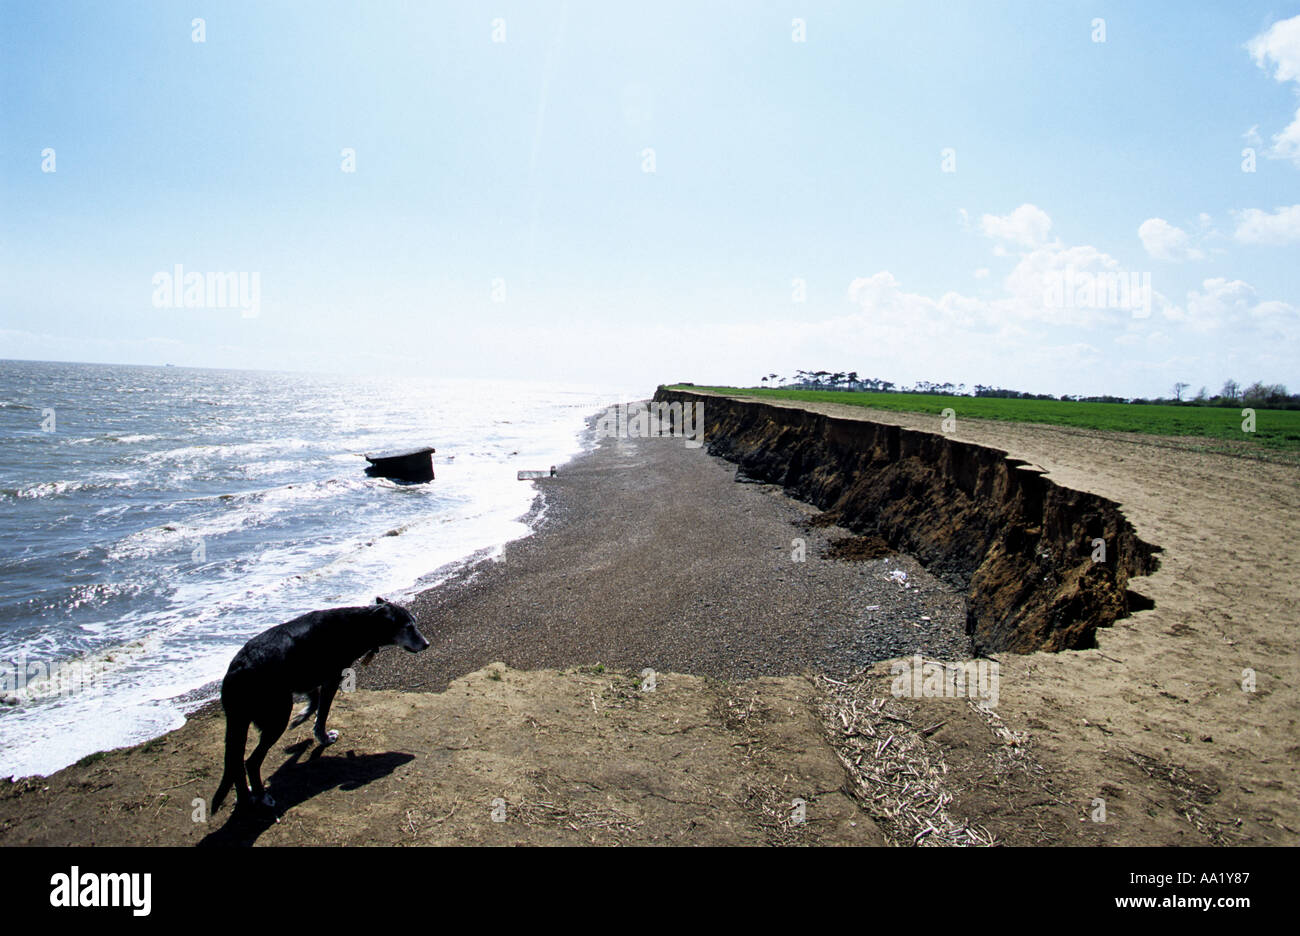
[[211, 712, 250, 814]]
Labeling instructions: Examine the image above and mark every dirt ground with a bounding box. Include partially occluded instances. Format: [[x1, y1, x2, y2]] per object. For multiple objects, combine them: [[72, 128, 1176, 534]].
[[0, 666, 883, 846], [1, 396, 1295, 846]]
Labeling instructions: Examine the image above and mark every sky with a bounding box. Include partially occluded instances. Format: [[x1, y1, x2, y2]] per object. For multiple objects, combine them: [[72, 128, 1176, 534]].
[[2, 0, 1298, 398]]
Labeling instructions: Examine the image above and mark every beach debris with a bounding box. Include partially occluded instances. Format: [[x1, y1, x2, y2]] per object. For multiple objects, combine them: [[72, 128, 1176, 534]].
[[887, 569, 910, 588], [517, 466, 558, 480], [818, 675, 995, 847], [364, 446, 435, 483]]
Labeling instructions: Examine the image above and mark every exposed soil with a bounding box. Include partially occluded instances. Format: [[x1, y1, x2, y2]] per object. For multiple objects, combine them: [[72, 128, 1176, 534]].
[[824, 534, 894, 562], [0, 667, 884, 846]]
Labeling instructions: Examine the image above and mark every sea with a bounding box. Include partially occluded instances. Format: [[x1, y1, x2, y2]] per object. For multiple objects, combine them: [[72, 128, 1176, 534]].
[[0, 359, 641, 778]]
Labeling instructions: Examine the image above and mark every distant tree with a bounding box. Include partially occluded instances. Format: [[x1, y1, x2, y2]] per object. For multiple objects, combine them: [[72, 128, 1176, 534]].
[[1242, 382, 1289, 408], [1220, 379, 1240, 401], [1172, 382, 1190, 402]]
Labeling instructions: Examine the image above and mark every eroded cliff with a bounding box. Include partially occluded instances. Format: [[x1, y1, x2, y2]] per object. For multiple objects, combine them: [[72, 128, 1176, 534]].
[[653, 388, 1160, 653]]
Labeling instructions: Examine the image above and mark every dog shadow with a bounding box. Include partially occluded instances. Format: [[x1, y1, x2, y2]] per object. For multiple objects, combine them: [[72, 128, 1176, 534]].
[[197, 741, 414, 847]]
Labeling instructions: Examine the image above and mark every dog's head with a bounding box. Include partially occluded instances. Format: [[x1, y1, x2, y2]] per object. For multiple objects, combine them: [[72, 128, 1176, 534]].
[[374, 596, 430, 653]]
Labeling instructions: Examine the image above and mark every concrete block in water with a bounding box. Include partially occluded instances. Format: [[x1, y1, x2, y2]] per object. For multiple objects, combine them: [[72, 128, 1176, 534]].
[[365, 447, 436, 483]]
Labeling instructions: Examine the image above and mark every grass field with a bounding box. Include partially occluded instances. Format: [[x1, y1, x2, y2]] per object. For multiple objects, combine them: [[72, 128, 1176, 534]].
[[667, 385, 1300, 455]]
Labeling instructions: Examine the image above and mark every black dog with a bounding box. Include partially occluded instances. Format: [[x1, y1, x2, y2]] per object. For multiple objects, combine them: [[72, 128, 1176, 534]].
[[211, 597, 429, 813]]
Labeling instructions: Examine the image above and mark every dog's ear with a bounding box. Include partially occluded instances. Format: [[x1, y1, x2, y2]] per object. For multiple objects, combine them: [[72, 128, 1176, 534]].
[[375, 596, 387, 605]]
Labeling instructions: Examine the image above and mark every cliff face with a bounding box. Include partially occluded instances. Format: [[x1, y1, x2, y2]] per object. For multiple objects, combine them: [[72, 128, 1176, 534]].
[[653, 388, 1160, 653]]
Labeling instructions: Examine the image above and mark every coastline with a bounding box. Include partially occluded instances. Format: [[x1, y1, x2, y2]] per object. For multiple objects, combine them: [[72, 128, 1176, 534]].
[[160, 412, 609, 726], [0, 404, 969, 846], [360, 408, 969, 694], [2, 394, 1294, 846]]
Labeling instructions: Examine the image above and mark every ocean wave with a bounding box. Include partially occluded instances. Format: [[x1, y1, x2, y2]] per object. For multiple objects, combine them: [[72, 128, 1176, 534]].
[[142, 438, 319, 464], [105, 518, 250, 561], [65, 433, 162, 446], [0, 632, 154, 704], [101, 477, 379, 560], [5, 480, 89, 499], [24, 580, 146, 617], [1, 475, 154, 501]]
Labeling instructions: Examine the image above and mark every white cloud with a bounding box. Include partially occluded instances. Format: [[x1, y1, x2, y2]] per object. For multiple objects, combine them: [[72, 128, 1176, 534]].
[[1271, 116, 1300, 164], [1160, 278, 1297, 340], [979, 204, 1054, 248], [1232, 204, 1300, 244], [816, 206, 1298, 394], [973, 267, 990, 279], [1176, 278, 1256, 330], [1247, 15, 1300, 81], [1246, 15, 1300, 166], [1138, 217, 1204, 261]]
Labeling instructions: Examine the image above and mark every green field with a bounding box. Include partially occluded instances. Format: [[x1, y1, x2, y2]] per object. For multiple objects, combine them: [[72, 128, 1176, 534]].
[[667, 386, 1300, 456]]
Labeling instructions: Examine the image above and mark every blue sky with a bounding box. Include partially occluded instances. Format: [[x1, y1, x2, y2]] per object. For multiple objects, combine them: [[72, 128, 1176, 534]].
[[2, 1, 1298, 397]]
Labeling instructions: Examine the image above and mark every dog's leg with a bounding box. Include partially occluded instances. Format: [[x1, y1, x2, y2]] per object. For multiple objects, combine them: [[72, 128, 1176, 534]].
[[245, 694, 291, 809], [290, 687, 319, 728], [313, 677, 341, 746]]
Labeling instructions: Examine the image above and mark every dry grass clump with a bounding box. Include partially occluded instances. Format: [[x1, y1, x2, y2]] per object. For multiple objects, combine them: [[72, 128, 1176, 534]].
[[511, 799, 642, 836], [818, 674, 995, 846], [1127, 750, 1233, 845], [739, 784, 818, 846], [715, 691, 768, 731], [510, 774, 642, 837]]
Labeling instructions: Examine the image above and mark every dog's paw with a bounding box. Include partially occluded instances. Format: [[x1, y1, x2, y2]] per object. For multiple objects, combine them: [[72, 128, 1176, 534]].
[[315, 729, 339, 746], [257, 792, 276, 810]]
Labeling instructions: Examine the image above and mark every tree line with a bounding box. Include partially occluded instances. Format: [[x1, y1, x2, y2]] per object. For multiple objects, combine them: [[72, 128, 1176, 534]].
[[756, 372, 1298, 409]]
